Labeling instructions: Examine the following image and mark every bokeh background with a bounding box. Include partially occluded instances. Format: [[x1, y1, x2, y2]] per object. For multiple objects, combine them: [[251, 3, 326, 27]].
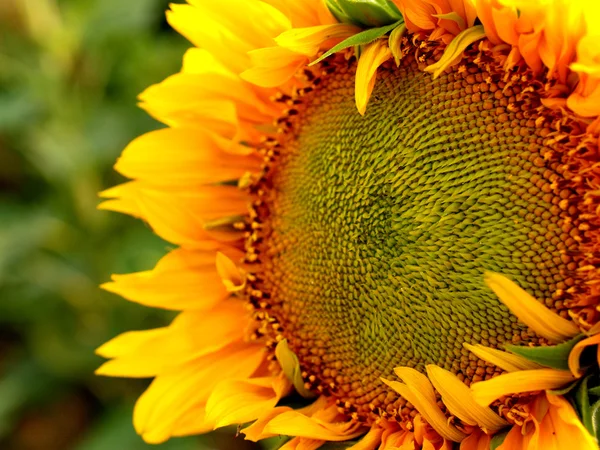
[[0, 0, 265, 448]]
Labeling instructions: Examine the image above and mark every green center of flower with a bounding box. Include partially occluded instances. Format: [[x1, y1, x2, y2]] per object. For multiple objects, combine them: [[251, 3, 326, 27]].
[[254, 56, 579, 421]]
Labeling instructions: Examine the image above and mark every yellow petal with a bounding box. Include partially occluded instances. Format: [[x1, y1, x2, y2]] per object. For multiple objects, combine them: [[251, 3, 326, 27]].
[[484, 272, 580, 343], [471, 369, 576, 406], [388, 23, 407, 66], [114, 128, 262, 187], [263, 410, 364, 442], [426, 365, 508, 431], [205, 374, 291, 428], [95, 327, 168, 359], [275, 23, 360, 56], [241, 46, 308, 88], [98, 182, 143, 218], [169, 406, 213, 439], [355, 39, 392, 115], [242, 406, 293, 441], [393, 366, 436, 403], [425, 25, 486, 78], [167, 0, 290, 74], [130, 187, 245, 247], [463, 343, 543, 372], [139, 72, 279, 131], [216, 252, 246, 293], [381, 378, 466, 442], [280, 437, 325, 450], [101, 248, 226, 311], [348, 426, 384, 450], [262, 0, 336, 27], [134, 342, 264, 444], [96, 301, 249, 377], [568, 333, 600, 377]]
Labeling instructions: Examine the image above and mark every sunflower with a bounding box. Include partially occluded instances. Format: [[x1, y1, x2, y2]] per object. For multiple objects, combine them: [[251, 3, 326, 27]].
[[97, 0, 600, 448]]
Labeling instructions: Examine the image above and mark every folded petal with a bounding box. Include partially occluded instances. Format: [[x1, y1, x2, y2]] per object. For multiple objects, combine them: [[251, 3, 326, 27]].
[[134, 342, 264, 444]]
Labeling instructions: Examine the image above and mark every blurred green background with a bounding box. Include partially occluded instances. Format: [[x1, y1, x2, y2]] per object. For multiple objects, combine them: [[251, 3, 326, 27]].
[[0, 0, 265, 448]]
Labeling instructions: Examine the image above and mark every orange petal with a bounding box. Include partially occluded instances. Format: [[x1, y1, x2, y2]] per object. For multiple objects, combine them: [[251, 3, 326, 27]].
[[542, 393, 597, 449], [568, 333, 600, 377]]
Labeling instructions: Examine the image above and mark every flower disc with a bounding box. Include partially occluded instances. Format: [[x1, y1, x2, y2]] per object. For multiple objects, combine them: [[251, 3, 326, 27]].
[[252, 53, 580, 421]]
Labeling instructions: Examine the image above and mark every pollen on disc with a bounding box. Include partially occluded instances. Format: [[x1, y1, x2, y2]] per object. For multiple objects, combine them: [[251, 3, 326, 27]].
[[251, 55, 579, 423]]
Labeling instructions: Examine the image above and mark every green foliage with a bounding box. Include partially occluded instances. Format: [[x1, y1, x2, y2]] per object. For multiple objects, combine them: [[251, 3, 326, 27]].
[[310, 20, 403, 66], [325, 0, 402, 27], [489, 429, 510, 450], [504, 334, 586, 370], [0, 0, 260, 448], [571, 375, 600, 443]]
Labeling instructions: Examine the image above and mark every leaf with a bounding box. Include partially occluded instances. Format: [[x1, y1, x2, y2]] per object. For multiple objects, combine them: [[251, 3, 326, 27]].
[[591, 398, 600, 443], [425, 25, 486, 78], [275, 340, 316, 399], [575, 375, 593, 435], [588, 385, 600, 397], [310, 20, 402, 66], [325, 0, 402, 27], [489, 429, 510, 450], [505, 334, 586, 370], [549, 379, 581, 396]]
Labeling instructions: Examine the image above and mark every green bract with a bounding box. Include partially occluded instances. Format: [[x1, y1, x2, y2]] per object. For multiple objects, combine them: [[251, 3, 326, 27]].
[[504, 334, 585, 370], [310, 20, 403, 66], [325, 0, 403, 27]]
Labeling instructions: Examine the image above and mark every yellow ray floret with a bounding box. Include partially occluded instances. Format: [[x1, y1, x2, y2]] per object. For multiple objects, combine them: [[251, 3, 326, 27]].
[[355, 39, 392, 115], [425, 364, 507, 431], [424, 25, 486, 78], [100, 248, 234, 311], [205, 374, 291, 429], [463, 343, 543, 373], [215, 252, 246, 293], [471, 368, 576, 407], [133, 341, 264, 444], [166, 0, 291, 74], [95, 301, 248, 378], [383, 367, 466, 442], [484, 272, 579, 343], [346, 425, 384, 450], [113, 128, 262, 187], [275, 23, 361, 56]]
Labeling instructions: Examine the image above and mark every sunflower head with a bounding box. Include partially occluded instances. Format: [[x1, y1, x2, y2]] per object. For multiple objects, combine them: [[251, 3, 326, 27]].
[[98, 0, 600, 449]]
